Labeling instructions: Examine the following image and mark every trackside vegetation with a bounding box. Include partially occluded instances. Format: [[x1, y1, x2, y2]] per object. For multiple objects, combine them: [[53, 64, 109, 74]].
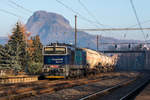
[[0, 22, 43, 75]]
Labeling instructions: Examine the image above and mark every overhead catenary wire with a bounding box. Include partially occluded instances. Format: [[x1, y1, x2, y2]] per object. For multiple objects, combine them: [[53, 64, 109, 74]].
[[128, 19, 150, 28], [123, 19, 150, 39], [77, 27, 150, 31], [78, 0, 150, 42], [78, 0, 110, 28], [8, 0, 33, 13], [55, 0, 101, 28], [0, 9, 22, 18], [55, 0, 108, 49], [78, 0, 116, 42], [8, 3, 20, 11], [0, 9, 24, 36], [7, 3, 30, 16], [130, 0, 146, 42]]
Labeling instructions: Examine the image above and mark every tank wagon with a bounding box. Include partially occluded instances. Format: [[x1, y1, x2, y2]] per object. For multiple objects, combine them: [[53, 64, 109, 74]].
[[82, 48, 118, 72], [42, 43, 118, 78]]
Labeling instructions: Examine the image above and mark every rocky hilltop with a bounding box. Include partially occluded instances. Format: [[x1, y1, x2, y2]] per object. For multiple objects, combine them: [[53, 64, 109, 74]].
[[26, 11, 72, 43], [26, 10, 124, 49]]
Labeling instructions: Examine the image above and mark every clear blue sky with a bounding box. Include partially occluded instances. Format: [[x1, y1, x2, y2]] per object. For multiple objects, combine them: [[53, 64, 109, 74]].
[[0, 0, 150, 40]]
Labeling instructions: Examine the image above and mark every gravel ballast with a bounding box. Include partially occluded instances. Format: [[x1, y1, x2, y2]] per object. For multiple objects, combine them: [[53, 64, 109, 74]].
[[23, 72, 139, 100]]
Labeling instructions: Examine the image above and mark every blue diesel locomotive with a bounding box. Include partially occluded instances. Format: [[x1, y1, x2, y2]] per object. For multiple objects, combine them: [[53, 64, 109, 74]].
[[42, 43, 87, 78]]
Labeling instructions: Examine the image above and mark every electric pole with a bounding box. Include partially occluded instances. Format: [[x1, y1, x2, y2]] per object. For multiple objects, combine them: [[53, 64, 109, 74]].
[[97, 35, 99, 51], [25, 32, 28, 73], [75, 15, 77, 48], [74, 15, 77, 65]]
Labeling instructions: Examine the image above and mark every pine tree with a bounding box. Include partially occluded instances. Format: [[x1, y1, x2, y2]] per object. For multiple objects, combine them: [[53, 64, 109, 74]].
[[0, 45, 6, 69], [0, 44, 11, 69], [32, 35, 43, 63], [0, 45, 4, 63], [27, 35, 43, 74], [0, 22, 44, 74], [8, 22, 28, 71]]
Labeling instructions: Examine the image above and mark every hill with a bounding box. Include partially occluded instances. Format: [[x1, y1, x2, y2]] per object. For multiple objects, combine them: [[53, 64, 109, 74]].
[[0, 37, 8, 45]]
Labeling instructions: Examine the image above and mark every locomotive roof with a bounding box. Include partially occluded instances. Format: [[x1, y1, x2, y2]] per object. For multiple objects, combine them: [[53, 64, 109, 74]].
[[46, 43, 107, 54], [46, 43, 83, 50]]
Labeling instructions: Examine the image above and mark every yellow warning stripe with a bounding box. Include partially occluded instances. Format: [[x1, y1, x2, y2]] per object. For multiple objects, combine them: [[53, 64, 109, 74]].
[[45, 76, 65, 78], [0, 75, 38, 78]]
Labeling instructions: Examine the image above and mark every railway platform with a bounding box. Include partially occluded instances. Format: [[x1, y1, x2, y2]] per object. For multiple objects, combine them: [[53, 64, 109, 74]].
[[0, 75, 38, 84]]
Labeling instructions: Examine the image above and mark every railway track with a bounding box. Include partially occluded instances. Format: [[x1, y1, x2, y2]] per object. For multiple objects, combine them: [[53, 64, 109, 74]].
[[0, 73, 123, 100], [120, 77, 150, 100], [79, 78, 136, 100], [0, 72, 140, 100], [0, 72, 127, 90], [79, 74, 150, 100]]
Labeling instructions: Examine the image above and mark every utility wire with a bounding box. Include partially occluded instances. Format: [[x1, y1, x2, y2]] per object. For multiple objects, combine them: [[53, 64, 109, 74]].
[[7, 3, 30, 16], [79, 0, 119, 44], [128, 19, 150, 28], [118, 18, 150, 41], [8, 0, 33, 13], [130, 0, 146, 42], [0, 9, 21, 18], [55, 0, 100, 28], [78, 0, 109, 28], [78, 0, 115, 41], [55, 0, 109, 49]]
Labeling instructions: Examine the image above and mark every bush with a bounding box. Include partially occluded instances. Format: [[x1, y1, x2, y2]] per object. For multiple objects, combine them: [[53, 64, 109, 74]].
[[27, 62, 43, 74]]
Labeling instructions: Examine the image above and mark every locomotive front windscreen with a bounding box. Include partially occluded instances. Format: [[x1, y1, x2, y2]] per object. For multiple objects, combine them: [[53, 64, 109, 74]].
[[43, 46, 67, 55]]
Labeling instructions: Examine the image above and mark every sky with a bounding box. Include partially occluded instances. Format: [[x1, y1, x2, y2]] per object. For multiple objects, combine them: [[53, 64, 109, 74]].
[[0, 0, 150, 40]]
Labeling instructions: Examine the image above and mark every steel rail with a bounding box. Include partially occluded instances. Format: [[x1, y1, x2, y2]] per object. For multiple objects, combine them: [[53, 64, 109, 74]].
[[79, 78, 136, 100], [0, 74, 119, 100], [120, 78, 150, 100]]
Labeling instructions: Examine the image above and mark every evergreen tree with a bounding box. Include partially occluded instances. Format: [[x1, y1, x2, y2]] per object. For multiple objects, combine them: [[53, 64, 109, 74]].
[[0, 45, 6, 69], [8, 22, 27, 71], [27, 35, 43, 74], [0, 44, 11, 69], [0, 22, 43, 74], [32, 35, 43, 63], [0, 45, 4, 64]]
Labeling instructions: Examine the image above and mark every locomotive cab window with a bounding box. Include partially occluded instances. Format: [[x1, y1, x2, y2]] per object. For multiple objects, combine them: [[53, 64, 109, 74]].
[[55, 47, 66, 54], [44, 47, 54, 54], [43, 46, 67, 55]]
